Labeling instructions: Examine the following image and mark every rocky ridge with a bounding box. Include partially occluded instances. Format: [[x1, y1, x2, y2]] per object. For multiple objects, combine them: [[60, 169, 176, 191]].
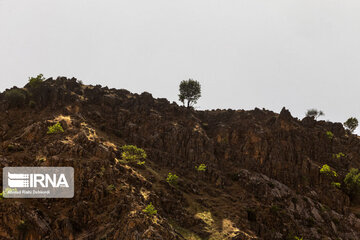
[[0, 77, 359, 239]]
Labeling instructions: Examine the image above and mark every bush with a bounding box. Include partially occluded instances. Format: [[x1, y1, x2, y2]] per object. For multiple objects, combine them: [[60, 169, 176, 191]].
[[320, 164, 337, 177], [195, 163, 206, 172], [166, 173, 179, 185], [178, 79, 201, 108], [344, 117, 358, 133], [107, 184, 115, 192], [143, 203, 157, 217], [331, 182, 341, 189], [120, 145, 147, 165], [47, 122, 64, 134], [332, 152, 345, 159], [28, 74, 45, 88], [344, 168, 360, 198], [4, 88, 26, 108], [306, 109, 324, 119], [326, 131, 334, 139]]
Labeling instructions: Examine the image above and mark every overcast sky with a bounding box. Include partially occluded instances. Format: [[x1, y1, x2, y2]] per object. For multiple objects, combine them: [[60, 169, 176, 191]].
[[1, 0, 360, 126]]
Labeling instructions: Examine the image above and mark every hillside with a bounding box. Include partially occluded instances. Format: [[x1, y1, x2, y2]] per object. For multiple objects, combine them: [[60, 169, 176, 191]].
[[0, 77, 360, 240]]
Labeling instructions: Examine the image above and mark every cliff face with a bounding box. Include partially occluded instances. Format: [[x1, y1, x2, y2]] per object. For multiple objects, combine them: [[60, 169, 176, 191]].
[[0, 77, 359, 240]]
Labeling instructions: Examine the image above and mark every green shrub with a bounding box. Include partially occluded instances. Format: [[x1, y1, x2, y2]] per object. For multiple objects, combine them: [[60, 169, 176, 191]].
[[4, 88, 26, 107], [28, 74, 45, 88], [120, 145, 147, 165], [47, 122, 64, 134], [195, 163, 206, 172], [0, 192, 3, 200], [331, 182, 341, 189], [320, 164, 337, 177], [107, 184, 115, 192], [332, 152, 345, 159], [326, 131, 334, 139], [166, 173, 179, 185], [294, 237, 303, 240], [143, 203, 157, 217], [344, 168, 360, 198]]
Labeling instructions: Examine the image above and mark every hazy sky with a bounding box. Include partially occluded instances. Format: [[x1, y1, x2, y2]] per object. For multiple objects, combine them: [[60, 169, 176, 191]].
[[1, 0, 360, 125]]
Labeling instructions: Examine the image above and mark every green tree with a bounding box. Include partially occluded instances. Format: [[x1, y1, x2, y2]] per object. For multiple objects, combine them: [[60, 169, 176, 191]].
[[28, 74, 45, 88], [344, 168, 360, 198], [4, 88, 26, 108], [344, 117, 358, 133], [306, 109, 324, 120], [120, 145, 147, 165], [178, 79, 201, 108], [143, 203, 157, 217], [166, 173, 179, 185], [320, 164, 337, 177]]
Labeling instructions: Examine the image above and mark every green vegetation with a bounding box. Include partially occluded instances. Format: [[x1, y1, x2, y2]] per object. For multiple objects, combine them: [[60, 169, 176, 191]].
[[143, 203, 157, 217], [166, 172, 179, 185], [4, 88, 26, 108], [107, 184, 115, 192], [178, 79, 201, 108], [331, 182, 341, 189], [28, 74, 45, 88], [333, 152, 345, 159], [47, 122, 64, 134], [344, 117, 358, 133], [17, 220, 28, 232], [294, 237, 303, 240], [195, 163, 206, 172], [320, 164, 337, 177], [344, 168, 360, 198], [326, 131, 334, 139], [120, 145, 147, 165], [306, 108, 324, 119]]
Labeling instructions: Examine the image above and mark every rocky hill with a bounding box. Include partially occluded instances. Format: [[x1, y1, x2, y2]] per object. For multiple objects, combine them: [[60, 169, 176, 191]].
[[0, 77, 359, 240]]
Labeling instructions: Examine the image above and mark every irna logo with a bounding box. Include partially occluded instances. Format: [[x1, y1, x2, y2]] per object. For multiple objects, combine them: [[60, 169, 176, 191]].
[[3, 167, 74, 198]]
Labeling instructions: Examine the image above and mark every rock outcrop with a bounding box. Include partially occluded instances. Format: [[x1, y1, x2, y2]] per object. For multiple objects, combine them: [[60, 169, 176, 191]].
[[0, 77, 359, 239]]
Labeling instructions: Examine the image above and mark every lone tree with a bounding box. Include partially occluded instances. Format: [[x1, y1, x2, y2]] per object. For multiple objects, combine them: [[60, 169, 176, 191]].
[[178, 79, 201, 108], [344, 117, 358, 133], [306, 109, 324, 120]]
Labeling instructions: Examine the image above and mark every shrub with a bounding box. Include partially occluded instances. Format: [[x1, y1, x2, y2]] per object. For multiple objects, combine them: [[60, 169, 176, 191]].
[[326, 131, 334, 139], [344, 168, 360, 198], [178, 79, 201, 108], [4, 88, 26, 108], [344, 117, 358, 133], [47, 122, 64, 134], [143, 203, 157, 217], [120, 145, 147, 165], [107, 184, 115, 192], [166, 173, 179, 185], [28, 74, 45, 88], [195, 163, 206, 172], [320, 164, 337, 177], [306, 109, 324, 119], [332, 152, 345, 159], [331, 182, 341, 189], [294, 237, 303, 240]]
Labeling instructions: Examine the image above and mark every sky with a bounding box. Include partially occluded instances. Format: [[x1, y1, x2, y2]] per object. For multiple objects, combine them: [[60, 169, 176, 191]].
[[1, 0, 360, 127]]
